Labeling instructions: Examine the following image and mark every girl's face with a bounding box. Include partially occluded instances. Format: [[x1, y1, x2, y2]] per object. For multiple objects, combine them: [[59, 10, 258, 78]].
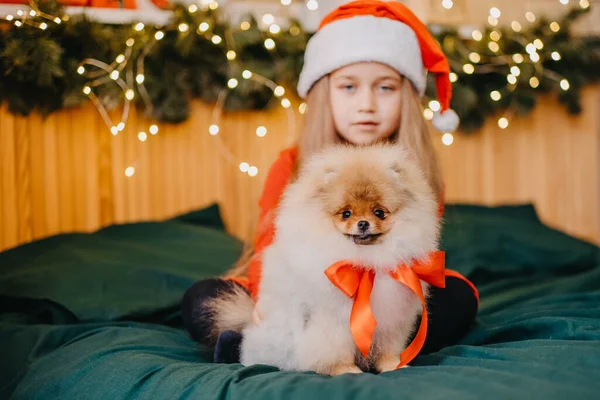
[[329, 62, 403, 145]]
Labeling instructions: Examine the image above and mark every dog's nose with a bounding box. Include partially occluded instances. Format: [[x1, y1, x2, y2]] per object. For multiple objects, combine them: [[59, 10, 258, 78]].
[[357, 220, 370, 232]]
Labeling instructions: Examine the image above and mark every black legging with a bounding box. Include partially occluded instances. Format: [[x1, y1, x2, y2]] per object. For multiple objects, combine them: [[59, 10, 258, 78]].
[[181, 276, 478, 362]]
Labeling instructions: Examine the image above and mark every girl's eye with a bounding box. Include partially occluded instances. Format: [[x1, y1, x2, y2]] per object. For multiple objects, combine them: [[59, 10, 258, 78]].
[[342, 210, 352, 219], [378, 85, 394, 92], [373, 209, 385, 219], [338, 83, 355, 92]]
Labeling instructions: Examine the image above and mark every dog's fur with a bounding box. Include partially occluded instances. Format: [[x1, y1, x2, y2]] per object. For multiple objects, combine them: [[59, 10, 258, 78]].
[[209, 142, 440, 375]]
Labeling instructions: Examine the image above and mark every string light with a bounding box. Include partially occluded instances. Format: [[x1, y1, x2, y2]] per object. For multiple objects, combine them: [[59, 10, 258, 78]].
[[5, 15, 14, 21], [299, 103, 308, 114], [262, 14, 275, 25], [281, 98, 291, 108], [110, 71, 119, 80], [463, 64, 475, 74], [511, 21, 522, 32], [125, 166, 135, 177], [126, 38, 135, 47], [449, 72, 458, 82], [242, 70, 253, 79], [472, 30, 483, 41], [209, 1, 219, 10], [111, 126, 119, 135], [559, 0, 569, 4], [552, 51, 562, 61], [490, 31, 501, 41], [526, 43, 537, 54], [488, 16, 499, 26], [211, 35, 222, 44], [155, 31, 165, 40], [274, 86, 285, 97], [530, 52, 540, 63], [442, 133, 454, 146], [490, 91, 502, 101], [248, 166, 258, 177], [136, 74, 145, 84], [209, 124, 220, 135], [550, 22, 560, 32], [488, 42, 500, 52], [507, 74, 517, 84], [240, 21, 250, 31], [307, 0, 319, 11], [490, 7, 501, 18], [115, 54, 125, 63], [83, 86, 91, 95], [560, 79, 570, 90], [526, 12, 536, 22], [513, 54, 524, 64], [189, 4, 198, 13], [134, 22, 144, 31], [125, 89, 135, 100], [580, 0, 590, 9], [40, 22, 47, 30], [469, 52, 481, 63], [423, 108, 434, 120], [179, 23, 190, 33], [256, 126, 267, 137], [199, 22, 210, 32], [264, 39, 276, 50], [138, 131, 148, 142], [281, 0, 292, 5], [442, 0, 454, 9], [227, 78, 238, 89], [428, 100, 441, 112], [227, 50, 237, 60], [498, 117, 509, 129], [269, 24, 281, 34], [149, 125, 159, 135], [511, 66, 521, 76], [529, 77, 540, 88], [239, 162, 250, 173], [77, 66, 85, 75], [534, 39, 544, 50]]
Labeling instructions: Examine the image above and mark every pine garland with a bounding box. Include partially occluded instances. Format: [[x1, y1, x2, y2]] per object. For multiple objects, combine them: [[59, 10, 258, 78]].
[[0, 0, 598, 133]]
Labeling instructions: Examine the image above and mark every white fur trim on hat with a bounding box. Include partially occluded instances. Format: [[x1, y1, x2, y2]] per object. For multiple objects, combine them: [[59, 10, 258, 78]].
[[297, 15, 426, 98], [432, 109, 460, 133]]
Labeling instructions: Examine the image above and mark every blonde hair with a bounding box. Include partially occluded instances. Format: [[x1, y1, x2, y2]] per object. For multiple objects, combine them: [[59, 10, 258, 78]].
[[225, 73, 443, 278]]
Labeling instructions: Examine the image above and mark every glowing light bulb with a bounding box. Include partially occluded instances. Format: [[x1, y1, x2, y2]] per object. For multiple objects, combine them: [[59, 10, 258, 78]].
[[199, 22, 210, 32], [110, 71, 119, 80], [117, 122, 125, 131], [442, 133, 454, 146], [490, 91, 502, 101], [239, 162, 249, 172], [511, 21, 522, 32], [179, 23, 190, 33], [488, 16, 499, 26], [559, 0, 569, 5], [299, 103, 308, 114], [550, 22, 560, 32], [281, 98, 291, 108], [264, 39, 275, 50], [490, 31, 501, 41], [242, 70, 252, 79], [227, 50, 236, 60], [534, 39, 544, 50], [228, 78, 239, 89], [423, 109, 434, 120], [269, 24, 281, 34], [469, 52, 481, 63], [511, 66, 521, 76], [530, 52, 540, 63], [126, 38, 135, 47], [580, 0, 590, 9], [490, 7, 501, 18], [442, 0, 454, 9], [463, 64, 475, 74], [512, 54, 524, 64], [138, 131, 147, 142], [116, 54, 125, 63], [155, 31, 165, 40], [209, 1, 219, 10], [134, 22, 144, 31], [488, 42, 500, 52], [209, 124, 220, 135], [307, 0, 319, 11], [240, 21, 250, 30], [40, 23, 47, 30], [281, 0, 292, 4], [560, 79, 570, 91], [526, 12, 536, 22], [498, 117, 509, 129], [551, 51, 561, 61], [248, 166, 258, 177], [472, 30, 483, 41], [83, 86, 91, 95], [529, 77, 540, 88], [125, 166, 135, 177], [77, 66, 85, 75], [262, 14, 274, 25], [428, 100, 441, 112], [149, 125, 159, 135], [507, 74, 517, 84], [256, 126, 267, 137], [125, 89, 135, 100], [189, 4, 198, 13], [274, 86, 285, 97], [111, 126, 119, 135], [211, 35, 222, 45], [449, 72, 458, 82], [136, 74, 145, 84]]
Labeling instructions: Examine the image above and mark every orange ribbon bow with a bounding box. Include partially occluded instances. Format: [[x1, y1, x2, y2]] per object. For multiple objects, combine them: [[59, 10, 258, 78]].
[[324, 251, 446, 369]]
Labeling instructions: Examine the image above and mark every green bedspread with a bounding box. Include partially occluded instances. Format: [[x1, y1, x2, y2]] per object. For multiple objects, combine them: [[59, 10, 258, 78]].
[[1, 203, 599, 399]]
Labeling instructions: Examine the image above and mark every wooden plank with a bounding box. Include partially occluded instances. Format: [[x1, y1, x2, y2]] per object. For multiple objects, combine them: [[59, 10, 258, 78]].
[[15, 114, 32, 244], [0, 106, 19, 251], [28, 112, 48, 241]]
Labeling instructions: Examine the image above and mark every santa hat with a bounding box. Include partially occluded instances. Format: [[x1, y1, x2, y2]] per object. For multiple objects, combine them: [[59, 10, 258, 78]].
[[297, 0, 460, 133]]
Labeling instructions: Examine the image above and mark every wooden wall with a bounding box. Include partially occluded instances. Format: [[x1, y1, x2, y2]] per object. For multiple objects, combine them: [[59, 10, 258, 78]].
[[1, 87, 599, 252]]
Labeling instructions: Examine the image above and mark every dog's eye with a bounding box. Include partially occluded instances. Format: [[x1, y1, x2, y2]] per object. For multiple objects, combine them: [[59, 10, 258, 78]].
[[341, 210, 352, 219], [373, 209, 385, 220]]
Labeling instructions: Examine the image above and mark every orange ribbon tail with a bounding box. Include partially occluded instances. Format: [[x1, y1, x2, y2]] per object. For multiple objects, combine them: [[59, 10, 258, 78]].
[[325, 251, 446, 369]]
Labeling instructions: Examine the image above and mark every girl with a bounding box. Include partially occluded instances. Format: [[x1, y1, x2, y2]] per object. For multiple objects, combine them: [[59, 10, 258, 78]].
[[181, 0, 479, 365]]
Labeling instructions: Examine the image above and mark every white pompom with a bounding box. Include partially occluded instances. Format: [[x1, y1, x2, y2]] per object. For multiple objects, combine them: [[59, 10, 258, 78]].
[[432, 109, 460, 132]]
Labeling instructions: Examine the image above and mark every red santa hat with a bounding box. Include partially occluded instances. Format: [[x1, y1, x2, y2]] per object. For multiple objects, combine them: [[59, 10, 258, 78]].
[[297, 0, 460, 133]]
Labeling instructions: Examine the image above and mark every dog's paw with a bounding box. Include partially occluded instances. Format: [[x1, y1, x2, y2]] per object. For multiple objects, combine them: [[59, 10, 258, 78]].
[[375, 355, 402, 373], [326, 364, 363, 376]]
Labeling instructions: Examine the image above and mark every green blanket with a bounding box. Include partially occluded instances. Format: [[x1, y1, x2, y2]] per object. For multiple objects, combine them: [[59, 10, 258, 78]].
[[1, 203, 599, 399]]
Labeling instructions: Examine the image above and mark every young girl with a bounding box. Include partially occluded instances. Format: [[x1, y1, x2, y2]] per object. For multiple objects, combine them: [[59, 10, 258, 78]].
[[181, 0, 479, 365]]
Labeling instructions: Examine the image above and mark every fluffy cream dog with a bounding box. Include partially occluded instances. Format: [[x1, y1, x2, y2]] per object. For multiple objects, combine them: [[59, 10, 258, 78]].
[[214, 142, 440, 375]]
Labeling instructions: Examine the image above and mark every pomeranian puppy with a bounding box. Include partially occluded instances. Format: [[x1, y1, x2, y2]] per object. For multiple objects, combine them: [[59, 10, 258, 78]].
[[209, 142, 440, 375]]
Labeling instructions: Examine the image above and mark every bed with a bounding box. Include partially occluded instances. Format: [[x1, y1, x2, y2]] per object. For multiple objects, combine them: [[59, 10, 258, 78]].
[[1, 203, 599, 399]]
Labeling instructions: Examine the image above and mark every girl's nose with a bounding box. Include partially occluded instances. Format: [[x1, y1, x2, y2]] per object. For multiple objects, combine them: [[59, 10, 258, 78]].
[[358, 89, 376, 113]]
